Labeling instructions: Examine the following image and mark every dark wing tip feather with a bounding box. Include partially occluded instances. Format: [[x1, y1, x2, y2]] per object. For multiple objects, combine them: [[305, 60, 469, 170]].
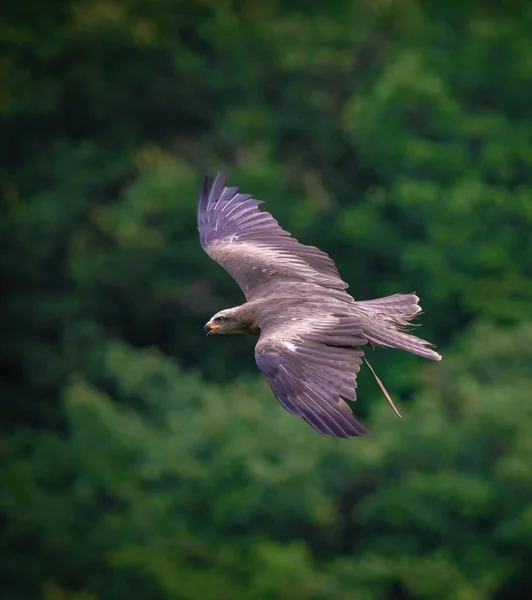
[[208, 172, 227, 207], [198, 171, 256, 249], [198, 171, 227, 226], [256, 344, 366, 439], [197, 171, 348, 296], [198, 175, 211, 224]]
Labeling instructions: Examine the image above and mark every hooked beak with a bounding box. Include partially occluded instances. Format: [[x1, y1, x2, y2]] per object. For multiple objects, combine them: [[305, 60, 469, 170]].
[[204, 321, 220, 336]]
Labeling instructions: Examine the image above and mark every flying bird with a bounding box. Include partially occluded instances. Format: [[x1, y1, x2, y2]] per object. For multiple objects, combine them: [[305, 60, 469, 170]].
[[198, 172, 441, 438]]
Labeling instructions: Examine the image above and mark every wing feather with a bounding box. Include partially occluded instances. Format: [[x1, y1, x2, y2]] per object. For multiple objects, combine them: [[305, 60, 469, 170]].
[[255, 334, 367, 439], [198, 172, 348, 300]]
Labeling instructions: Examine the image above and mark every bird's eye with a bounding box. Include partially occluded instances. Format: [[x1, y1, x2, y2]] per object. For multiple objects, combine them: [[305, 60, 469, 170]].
[[217, 316, 227, 322]]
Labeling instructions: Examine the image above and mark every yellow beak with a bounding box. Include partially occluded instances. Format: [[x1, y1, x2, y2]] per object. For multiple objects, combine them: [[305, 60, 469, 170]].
[[204, 321, 220, 335]]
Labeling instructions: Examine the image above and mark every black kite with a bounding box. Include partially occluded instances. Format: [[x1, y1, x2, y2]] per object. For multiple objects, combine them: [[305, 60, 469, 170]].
[[199, 172, 441, 438]]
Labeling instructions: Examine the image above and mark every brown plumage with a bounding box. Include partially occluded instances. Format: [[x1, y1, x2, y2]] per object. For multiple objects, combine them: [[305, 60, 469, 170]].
[[199, 172, 441, 438]]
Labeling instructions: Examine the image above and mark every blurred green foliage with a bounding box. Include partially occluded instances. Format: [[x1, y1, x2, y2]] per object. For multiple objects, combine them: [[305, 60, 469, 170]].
[[1, 0, 532, 598]]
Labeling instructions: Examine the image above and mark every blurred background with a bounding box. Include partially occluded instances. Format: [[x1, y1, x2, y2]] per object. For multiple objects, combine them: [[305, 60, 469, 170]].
[[2, 1, 532, 598]]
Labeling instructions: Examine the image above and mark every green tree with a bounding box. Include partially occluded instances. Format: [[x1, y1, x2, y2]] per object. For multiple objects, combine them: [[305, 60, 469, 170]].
[[2, 1, 532, 598], [3, 326, 532, 599]]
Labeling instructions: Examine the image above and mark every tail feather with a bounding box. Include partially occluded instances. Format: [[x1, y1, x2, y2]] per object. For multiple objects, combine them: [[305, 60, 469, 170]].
[[355, 293, 442, 361], [364, 324, 442, 360], [356, 293, 422, 324]]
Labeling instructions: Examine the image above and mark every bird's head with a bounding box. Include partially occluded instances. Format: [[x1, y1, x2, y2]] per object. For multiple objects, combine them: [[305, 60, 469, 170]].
[[204, 308, 244, 335]]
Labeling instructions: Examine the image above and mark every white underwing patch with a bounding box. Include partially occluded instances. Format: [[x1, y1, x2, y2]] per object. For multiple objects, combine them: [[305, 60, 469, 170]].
[[283, 341, 297, 352]]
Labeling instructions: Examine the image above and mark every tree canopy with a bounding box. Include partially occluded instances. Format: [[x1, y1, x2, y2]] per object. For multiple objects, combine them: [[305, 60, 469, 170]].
[[2, 1, 532, 598]]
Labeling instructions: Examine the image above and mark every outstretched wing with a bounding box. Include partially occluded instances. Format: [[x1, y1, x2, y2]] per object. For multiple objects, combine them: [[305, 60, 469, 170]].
[[197, 172, 348, 300], [254, 312, 369, 438]]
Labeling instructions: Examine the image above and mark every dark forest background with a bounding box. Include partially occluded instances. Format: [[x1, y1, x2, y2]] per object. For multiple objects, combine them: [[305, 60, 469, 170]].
[[2, 1, 532, 598]]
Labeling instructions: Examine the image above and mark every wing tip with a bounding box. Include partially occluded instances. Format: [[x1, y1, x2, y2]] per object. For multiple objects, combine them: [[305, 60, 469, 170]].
[[198, 171, 228, 210], [198, 174, 212, 221], [209, 171, 227, 202], [302, 410, 367, 438]]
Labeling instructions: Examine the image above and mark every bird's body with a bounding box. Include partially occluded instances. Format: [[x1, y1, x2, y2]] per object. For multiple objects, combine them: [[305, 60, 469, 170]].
[[199, 172, 441, 438]]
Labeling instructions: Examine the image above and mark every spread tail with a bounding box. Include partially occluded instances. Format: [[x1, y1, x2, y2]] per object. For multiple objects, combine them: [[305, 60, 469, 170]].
[[356, 293, 442, 361], [355, 293, 440, 418]]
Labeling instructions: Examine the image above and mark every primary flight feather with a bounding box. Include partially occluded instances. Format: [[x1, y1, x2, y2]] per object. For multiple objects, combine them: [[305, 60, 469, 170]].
[[198, 172, 441, 438]]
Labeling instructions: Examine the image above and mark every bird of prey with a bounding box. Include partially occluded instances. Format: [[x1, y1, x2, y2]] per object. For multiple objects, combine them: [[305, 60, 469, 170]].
[[198, 172, 441, 438]]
